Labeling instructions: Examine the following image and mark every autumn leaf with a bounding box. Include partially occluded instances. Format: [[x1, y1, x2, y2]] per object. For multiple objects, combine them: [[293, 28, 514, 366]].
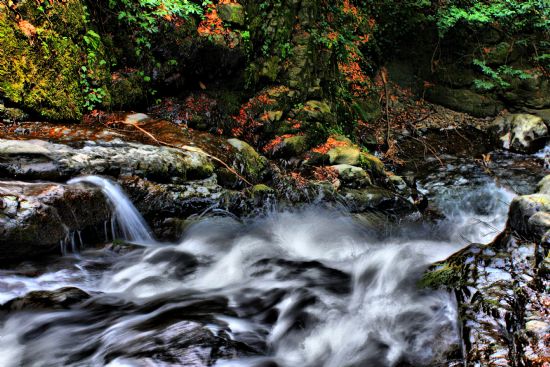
[[17, 20, 37, 38]]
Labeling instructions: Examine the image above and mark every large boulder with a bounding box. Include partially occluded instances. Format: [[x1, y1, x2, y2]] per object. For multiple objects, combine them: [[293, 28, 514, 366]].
[[0, 287, 90, 311], [331, 164, 371, 188], [0, 181, 109, 260], [0, 139, 214, 182], [501, 73, 550, 109], [217, 3, 245, 26], [340, 187, 417, 215], [425, 85, 503, 117], [508, 175, 550, 241], [491, 114, 548, 153]]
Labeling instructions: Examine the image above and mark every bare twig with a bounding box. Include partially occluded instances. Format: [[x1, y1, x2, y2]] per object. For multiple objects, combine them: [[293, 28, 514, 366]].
[[111, 120, 253, 186], [380, 68, 391, 146], [400, 134, 445, 167]]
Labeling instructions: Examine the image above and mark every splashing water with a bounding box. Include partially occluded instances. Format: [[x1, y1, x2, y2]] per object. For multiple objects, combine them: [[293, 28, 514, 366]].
[[68, 176, 154, 244], [0, 169, 520, 367]]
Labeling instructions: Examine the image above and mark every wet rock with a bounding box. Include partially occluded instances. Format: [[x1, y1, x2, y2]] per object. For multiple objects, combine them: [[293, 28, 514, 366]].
[[249, 184, 276, 199], [119, 175, 227, 239], [0, 138, 214, 182], [340, 187, 416, 215], [423, 180, 550, 366], [0, 287, 90, 311], [226, 138, 268, 184], [120, 175, 225, 217], [509, 194, 550, 239], [332, 164, 371, 188], [328, 145, 361, 165], [491, 114, 548, 153], [0, 181, 109, 260]]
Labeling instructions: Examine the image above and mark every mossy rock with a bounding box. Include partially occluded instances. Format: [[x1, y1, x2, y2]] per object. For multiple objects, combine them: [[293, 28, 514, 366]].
[[419, 262, 464, 289], [327, 145, 361, 165], [217, 3, 245, 26], [0, 104, 28, 122], [298, 100, 333, 122], [0, 1, 110, 121], [268, 135, 310, 159], [109, 72, 147, 109], [425, 85, 503, 117], [501, 73, 550, 109], [227, 138, 268, 183], [250, 184, 275, 197], [332, 164, 372, 188], [358, 152, 385, 177]]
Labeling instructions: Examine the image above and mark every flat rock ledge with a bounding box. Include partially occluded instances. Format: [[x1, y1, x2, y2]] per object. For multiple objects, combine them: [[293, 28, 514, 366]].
[[0, 181, 110, 261]]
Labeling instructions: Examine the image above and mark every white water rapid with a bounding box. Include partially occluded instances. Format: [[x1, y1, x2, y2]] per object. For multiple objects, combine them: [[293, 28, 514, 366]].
[[0, 169, 518, 367]]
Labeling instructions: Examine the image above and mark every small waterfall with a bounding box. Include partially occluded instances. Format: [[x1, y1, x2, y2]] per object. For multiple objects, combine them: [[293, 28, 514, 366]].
[[68, 176, 154, 244]]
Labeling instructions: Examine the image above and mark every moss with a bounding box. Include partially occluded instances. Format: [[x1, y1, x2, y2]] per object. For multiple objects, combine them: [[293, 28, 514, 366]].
[[251, 184, 275, 195], [217, 3, 246, 26], [109, 73, 147, 109], [419, 262, 464, 289], [358, 152, 385, 177], [0, 1, 109, 121], [227, 138, 268, 183]]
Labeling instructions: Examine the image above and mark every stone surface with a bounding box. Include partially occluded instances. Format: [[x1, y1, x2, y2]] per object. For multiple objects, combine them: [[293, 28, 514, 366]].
[[227, 138, 268, 183], [507, 176, 550, 241], [0, 138, 214, 182], [332, 164, 371, 188], [340, 187, 417, 215], [502, 73, 550, 109], [425, 85, 503, 117], [217, 3, 245, 26], [423, 179, 550, 366], [0, 287, 90, 311], [492, 114, 548, 153], [0, 181, 109, 260], [536, 175, 550, 195], [327, 145, 361, 165]]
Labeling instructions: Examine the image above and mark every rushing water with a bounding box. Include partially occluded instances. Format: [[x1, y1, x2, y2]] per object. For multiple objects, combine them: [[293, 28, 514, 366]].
[[0, 153, 539, 367], [68, 176, 154, 244]]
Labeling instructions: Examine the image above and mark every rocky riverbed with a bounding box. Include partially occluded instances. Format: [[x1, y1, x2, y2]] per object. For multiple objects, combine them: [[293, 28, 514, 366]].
[[0, 107, 548, 366]]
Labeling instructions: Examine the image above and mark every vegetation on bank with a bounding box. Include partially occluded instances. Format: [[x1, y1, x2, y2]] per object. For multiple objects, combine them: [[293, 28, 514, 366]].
[[0, 0, 548, 128]]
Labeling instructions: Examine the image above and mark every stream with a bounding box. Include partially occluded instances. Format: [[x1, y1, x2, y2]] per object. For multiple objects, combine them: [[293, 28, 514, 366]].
[[0, 149, 546, 367]]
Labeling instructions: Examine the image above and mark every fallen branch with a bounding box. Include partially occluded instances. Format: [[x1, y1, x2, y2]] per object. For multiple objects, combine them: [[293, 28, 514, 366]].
[[400, 134, 445, 167], [110, 120, 253, 186]]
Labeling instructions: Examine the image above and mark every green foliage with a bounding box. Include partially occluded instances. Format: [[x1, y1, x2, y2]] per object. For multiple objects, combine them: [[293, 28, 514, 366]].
[[0, 0, 110, 120], [80, 25, 109, 110], [106, 0, 212, 100], [110, 0, 210, 56], [418, 262, 464, 289], [433, 0, 550, 36]]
